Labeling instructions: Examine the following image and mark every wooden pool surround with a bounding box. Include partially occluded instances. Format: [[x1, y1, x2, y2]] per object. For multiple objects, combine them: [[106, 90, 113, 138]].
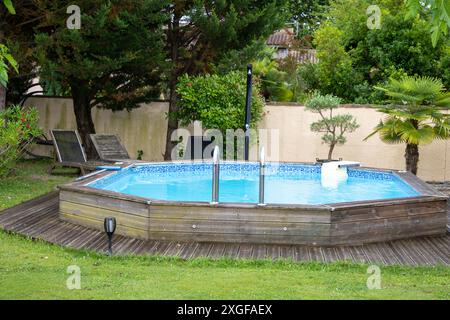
[[58, 162, 448, 246]]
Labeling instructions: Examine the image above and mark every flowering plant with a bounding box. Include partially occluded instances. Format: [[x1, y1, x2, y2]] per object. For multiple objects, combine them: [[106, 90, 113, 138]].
[[0, 105, 42, 177]]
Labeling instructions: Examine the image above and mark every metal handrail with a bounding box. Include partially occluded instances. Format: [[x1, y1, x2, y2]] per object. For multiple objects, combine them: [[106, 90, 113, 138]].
[[259, 147, 266, 206], [210, 146, 265, 205], [211, 146, 220, 204]]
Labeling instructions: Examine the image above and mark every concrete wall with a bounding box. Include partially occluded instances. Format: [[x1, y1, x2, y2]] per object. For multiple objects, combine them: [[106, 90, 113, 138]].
[[26, 97, 168, 161], [259, 104, 449, 182], [25, 97, 449, 181]]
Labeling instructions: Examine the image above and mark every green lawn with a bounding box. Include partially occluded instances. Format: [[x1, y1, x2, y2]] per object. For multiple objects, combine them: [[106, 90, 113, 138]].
[[0, 159, 449, 300], [0, 159, 75, 210]]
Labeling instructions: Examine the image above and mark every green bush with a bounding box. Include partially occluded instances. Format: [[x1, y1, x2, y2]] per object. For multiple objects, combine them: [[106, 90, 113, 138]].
[[0, 44, 18, 87], [299, 23, 362, 102], [304, 0, 449, 103], [0, 105, 42, 177], [252, 57, 294, 102], [175, 71, 265, 133], [438, 47, 450, 90]]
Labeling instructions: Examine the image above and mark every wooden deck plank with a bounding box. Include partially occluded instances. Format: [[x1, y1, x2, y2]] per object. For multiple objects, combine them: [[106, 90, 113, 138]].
[[369, 244, 389, 265], [84, 233, 108, 251], [377, 243, 402, 265], [294, 246, 311, 262], [163, 240, 182, 257], [135, 240, 159, 256], [178, 242, 195, 259], [0, 198, 59, 222], [45, 224, 84, 244], [208, 243, 226, 259], [181, 242, 200, 259], [2, 202, 57, 230], [421, 237, 449, 265], [266, 245, 280, 260], [154, 241, 171, 256], [222, 243, 239, 259], [0, 192, 448, 266], [412, 239, 439, 265], [398, 239, 428, 266], [252, 244, 267, 260], [17, 214, 60, 238], [237, 244, 253, 259], [124, 239, 146, 255], [327, 246, 339, 262]]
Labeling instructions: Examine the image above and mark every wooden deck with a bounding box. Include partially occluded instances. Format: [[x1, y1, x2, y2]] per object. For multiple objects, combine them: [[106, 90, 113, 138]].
[[0, 191, 449, 266]]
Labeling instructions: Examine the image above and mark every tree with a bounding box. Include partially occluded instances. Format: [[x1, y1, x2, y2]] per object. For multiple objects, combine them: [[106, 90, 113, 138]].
[[302, 0, 450, 102], [287, 0, 329, 36], [0, 0, 18, 110], [1, 0, 48, 106], [35, 0, 168, 157], [176, 71, 265, 160], [252, 55, 294, 102], [307, 23, 361, 101], [0, 45, 17, 102], [365, 76, 450, 175], [163, 0, 288, 160], [176, 71, 264, 132], [405, 0, 450, 47], [305, 93, 359, 160]]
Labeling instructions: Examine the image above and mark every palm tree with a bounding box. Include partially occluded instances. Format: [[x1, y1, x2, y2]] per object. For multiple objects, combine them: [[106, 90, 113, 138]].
[[365, 76, 450, 175]]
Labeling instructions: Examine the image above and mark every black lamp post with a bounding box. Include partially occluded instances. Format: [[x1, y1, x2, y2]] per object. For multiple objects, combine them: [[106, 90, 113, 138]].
[[104, 217, 116, 255], [244, 64, 253, 161]]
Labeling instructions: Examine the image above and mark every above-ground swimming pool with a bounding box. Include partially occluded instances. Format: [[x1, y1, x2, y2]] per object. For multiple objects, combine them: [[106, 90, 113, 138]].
[[87, 163, 419, 205], [58, 161, 447, 246]]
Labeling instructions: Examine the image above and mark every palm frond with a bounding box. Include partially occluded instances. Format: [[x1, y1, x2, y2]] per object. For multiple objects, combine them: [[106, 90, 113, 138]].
[[375, 76, 447, 106], [364, 117, 404, 144], [396, 122, 435, 145]]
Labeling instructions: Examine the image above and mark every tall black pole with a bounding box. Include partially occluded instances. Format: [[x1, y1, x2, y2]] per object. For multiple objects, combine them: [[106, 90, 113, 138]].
[[244, 64, 252, 161]]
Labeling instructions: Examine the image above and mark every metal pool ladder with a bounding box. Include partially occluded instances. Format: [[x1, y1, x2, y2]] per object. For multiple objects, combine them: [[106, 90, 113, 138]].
[[210, 146, 267, 206], [211, 146, 220, 204]]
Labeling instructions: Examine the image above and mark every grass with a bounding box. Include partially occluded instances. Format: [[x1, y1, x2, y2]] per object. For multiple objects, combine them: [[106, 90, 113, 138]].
[[0, 159, 75, 210], [0, 231, 449, 300], [0, 159, 449, 300]]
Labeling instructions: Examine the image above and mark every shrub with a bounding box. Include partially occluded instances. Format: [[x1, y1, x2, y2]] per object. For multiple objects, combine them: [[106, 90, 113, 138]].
[[252, 57, 294, 102], [175, 71, 265, 133], [307, 0, 449, 103], [298, 63, 320, 95], [0, 105, 42, 177], [299, 24, 362, 102]]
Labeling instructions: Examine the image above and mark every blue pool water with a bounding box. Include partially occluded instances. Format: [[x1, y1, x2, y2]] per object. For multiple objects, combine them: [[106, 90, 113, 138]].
[[87, 163, 420, 205]]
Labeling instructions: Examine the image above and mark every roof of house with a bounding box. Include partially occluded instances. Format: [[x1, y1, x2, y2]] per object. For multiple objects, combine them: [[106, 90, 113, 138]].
[[288, 49, 318, 64], [266, 28, 295, 47]]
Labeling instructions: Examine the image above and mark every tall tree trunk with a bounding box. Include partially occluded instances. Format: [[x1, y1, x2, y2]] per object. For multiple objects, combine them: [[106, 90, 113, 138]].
[[71, 83, 96, 159], [0, 84, 6, 111], [163, 14, 180, 161], [327, 143, 336, 160], [405, 143, 419, 175]]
